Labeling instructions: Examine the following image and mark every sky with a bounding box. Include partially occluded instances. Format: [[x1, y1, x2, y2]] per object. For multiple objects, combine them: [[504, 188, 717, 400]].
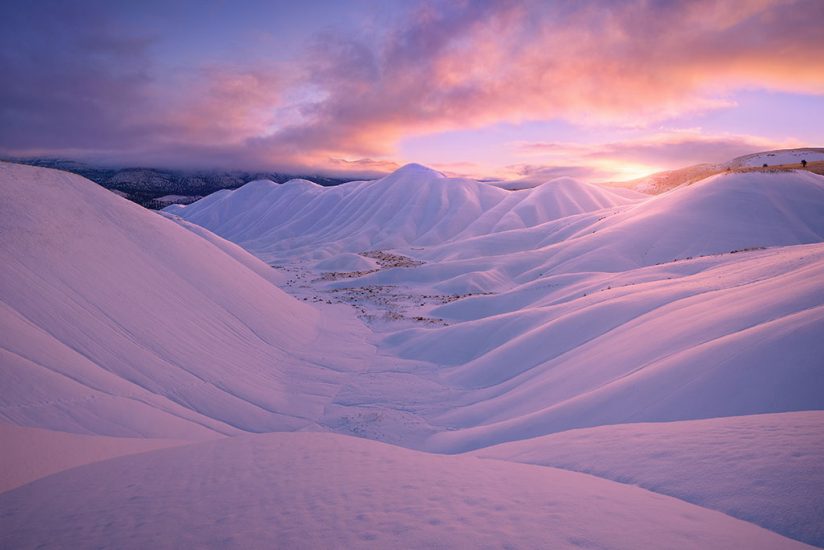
[[1, 0, 823, 182]]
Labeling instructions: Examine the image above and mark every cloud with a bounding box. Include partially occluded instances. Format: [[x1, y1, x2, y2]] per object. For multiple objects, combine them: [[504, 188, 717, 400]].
[[324, 157, 401, 177], [504, 129, 807, 183], [0, 2, 289, 169], [517, 130, 800, 169], [256, 0, 824, 162], [498, 163, 608, 185], [1, 0, 822, 174], [161, 66, 285, 144], [0, 3, 155, 152], [599, 133, 799, 167]]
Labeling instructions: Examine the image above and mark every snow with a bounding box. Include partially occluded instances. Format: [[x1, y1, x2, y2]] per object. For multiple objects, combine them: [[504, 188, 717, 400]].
[[0, 161, 374, 439], [165, 166, 824, 457], [0, 432, 811, 549], [0, 421, 194, 493], [313, 252, 379, 272], [416, 170, 824, 274], [732, 148, 824, 168], [169, 164, 639, 262], [403, 244, 824, 452], [475, 412, 824, 547], [3, 159, 824, 547]]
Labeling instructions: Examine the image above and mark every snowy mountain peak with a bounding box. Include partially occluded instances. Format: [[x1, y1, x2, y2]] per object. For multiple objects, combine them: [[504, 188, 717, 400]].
[[282, 178, 321, 188], [235, 178, 278, 192], [386, 163, 445, 180]]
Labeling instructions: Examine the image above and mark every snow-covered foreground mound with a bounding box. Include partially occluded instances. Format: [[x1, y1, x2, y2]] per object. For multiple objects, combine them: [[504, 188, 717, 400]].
[[0, 162, 372, 439], [0, 422, 189, 493], [170, 164, 639, 261], [0, 432, 811, 549], [475, 412, 824, 547]]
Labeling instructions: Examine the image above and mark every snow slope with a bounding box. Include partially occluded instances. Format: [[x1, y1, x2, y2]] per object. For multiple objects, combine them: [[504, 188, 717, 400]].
[[0, 161, 372, 439], [608, 148, 824, 194], [475, 412, 824, 547], [313, 252, 379, 272], [4, 160, 824, 547], [0, 421, 193, 493], [168, 165, 824, 456], [169, 164, 639, 262], [731, 148, 824, 168], [0, 432, 811, 549], [369, 243, 824, 451], [408, 170, 824, 275]]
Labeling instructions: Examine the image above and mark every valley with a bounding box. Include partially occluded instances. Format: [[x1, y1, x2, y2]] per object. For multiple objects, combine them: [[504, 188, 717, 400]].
[[2, 156, 823, 548]]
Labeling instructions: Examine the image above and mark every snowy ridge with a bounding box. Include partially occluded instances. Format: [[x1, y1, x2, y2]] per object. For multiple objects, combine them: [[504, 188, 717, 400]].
[[170, 164, 639, 261], [729, 147, 824, 168], [611, 147, 824, 194], [409, 170, 824, 275], [385, 243, 824, 451], [167, 165, 824, 460], [0, 162, 372, 439]]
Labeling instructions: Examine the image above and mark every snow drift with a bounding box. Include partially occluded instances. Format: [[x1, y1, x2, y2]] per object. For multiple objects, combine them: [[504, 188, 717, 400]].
[[475, 412, 824, 547], [0, 432, 810, 549]]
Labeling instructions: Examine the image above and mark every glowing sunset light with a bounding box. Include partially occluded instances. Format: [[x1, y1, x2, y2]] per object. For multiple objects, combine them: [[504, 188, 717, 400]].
[[1, 0, 822, 181]]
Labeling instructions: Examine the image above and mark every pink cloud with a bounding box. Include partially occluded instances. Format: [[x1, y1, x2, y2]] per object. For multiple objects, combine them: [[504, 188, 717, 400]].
[[162, 66, 285, 143], [2, 0, 822, 175], [518, 131, 800, 167], [252, 0, 824, 165]]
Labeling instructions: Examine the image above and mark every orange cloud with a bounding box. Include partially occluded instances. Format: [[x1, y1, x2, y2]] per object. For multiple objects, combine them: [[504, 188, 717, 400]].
[[506, 130, 802, 183], [256, 0, 824, 163], [3, 0, 821, 174], [518, 131, 799, 165], [168, 67, 283, 142]]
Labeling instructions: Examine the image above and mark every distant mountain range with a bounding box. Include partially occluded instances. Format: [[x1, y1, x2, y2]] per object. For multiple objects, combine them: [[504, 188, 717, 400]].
[[3, 158, 359, 208], [7, 147, 823, 209]]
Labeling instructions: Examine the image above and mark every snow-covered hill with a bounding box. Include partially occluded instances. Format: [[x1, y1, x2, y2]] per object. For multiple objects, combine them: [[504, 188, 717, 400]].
[[412, 169, 824, 272], [0, 161, 372, 439], [165, 165, 824, 459], [729, 147, 824, 168], [362, 242, 824, 453], [612, 147, 824, 194], [3, 160, 823, 547], [170, 164, 640, 262]]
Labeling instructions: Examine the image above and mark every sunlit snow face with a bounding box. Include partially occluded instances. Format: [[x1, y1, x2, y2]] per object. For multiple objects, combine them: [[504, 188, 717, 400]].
[[1, 0, 822, 179]]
